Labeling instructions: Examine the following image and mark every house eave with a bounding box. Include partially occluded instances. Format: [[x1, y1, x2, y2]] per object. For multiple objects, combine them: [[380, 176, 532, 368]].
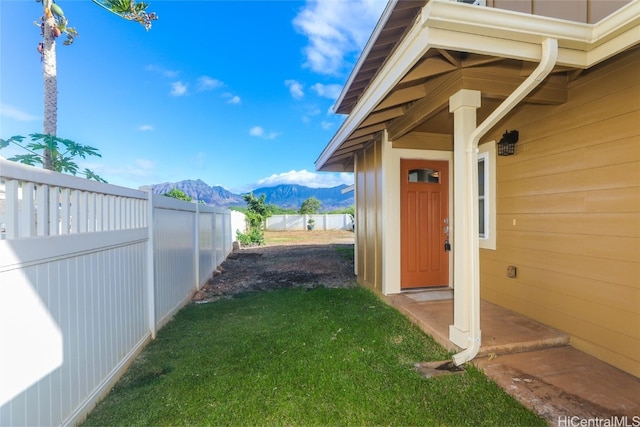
[[315, 0, 640, 173], [332, 0, 401, 114]]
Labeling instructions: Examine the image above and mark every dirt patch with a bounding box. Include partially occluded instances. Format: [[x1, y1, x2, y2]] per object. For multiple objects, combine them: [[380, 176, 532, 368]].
[[193, 230, 356, 303]]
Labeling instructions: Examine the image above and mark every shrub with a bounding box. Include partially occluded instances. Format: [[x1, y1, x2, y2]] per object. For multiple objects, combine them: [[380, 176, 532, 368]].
[[163, 188, 192, 201], [238, 193, 271, 246], [299, 197, 321, 214], [236, 227, 264, 246]]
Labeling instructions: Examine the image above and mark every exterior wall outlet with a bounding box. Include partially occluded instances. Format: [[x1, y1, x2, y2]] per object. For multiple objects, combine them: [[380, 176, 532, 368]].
[[507, 266, 517, 278]]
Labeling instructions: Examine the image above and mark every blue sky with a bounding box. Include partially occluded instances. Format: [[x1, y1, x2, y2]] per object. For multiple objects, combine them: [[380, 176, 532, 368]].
[[0, 0, 386, 193]]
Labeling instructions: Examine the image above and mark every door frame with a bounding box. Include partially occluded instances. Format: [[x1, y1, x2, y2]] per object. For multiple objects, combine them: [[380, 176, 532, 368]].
[[400, 158, 450, 289], [380, 146, 454, 295]]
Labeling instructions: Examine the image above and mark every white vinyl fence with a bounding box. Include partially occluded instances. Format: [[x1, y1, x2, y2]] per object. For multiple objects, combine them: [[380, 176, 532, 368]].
[[265, 214, 354, 231], [0, 156, 244, 427]]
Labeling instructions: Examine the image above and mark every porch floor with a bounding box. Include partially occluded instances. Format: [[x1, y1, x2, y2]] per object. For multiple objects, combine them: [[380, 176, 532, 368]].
[[382, 290, 640, 426]]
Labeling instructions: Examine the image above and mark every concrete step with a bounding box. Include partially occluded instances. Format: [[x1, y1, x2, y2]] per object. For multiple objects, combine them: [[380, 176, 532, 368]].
[[384, 294, 570, 357], [477, 300, 570, 357], [383, 292, 640, 425]]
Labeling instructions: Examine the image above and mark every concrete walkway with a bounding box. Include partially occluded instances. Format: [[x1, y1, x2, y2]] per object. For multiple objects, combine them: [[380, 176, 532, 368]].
[[382, 289, 640, 426]]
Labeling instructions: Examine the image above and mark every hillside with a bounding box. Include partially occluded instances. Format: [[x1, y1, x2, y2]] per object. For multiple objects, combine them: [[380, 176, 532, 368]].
[[151, 180, 353, 211], [152, 179, 245, 207]]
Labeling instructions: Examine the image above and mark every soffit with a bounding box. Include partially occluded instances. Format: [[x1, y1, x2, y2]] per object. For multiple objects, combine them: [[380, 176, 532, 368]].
[[318, 51, 572, 172]]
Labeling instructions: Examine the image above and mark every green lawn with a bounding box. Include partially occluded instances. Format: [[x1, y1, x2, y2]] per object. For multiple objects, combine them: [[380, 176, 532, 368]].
[[83, 286, 545, 426]]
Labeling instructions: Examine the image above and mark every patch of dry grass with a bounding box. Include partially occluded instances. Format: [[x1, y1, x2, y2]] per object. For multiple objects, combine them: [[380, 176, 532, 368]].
[[264, 229, 354, 246]]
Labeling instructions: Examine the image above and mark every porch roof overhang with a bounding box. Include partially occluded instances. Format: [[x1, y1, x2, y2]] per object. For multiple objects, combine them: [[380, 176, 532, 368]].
[[315, 0, 640, 172]]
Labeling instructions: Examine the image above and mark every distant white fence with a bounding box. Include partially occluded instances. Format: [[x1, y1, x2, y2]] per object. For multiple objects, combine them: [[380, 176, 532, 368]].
[[0, 156, 244, 427], [265, 213, 354, 231]]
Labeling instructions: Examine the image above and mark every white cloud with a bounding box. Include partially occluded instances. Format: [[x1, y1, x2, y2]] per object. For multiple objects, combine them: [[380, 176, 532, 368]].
[[197, 76, 223, 91], [0, 103, 38, 122], [311, 106, 323, 116], [145, 64, 180, 78], [311, 83, 342, 99], [224, 94, 241, 105], [285, 79, 305, 99], [249, 126, 265, 137], [320, 120, 334, 130], [249, 126, 278, 140], [170, 81, 188, 96], [301, 105, 322, 124], [82, 158, 157, 188], [256, 169, 353, 188], [138, 124, 154, 131], [293, 0, 386, 75], [134, 159, 155, 171]]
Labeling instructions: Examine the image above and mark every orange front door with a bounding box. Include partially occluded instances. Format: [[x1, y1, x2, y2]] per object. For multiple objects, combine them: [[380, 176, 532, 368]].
[[400, 159, 449, 289]]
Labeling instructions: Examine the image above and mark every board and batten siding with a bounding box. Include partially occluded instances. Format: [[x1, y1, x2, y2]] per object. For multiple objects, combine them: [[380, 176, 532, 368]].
[[354, 138, 384, 291], [480, 48, 640, 377]]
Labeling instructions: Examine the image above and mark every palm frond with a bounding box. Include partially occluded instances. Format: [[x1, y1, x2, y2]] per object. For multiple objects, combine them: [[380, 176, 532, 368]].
[[92, 0, 158, 30]]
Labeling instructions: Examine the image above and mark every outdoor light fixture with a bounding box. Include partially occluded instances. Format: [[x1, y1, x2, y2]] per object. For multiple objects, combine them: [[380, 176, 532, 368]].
[[497, 130, 519, 156]]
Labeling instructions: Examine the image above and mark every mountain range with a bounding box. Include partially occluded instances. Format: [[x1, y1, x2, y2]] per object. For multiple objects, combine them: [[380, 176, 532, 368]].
[[151, 179, 354, 211]]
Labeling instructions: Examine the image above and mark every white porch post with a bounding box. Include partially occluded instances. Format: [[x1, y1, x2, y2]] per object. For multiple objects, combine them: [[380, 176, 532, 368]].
[[448, 89, 481, 348]]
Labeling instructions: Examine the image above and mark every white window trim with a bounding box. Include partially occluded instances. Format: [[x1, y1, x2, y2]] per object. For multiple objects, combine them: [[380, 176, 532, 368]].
[[478, 142, 496, 250], [478, 152, 488, 239]]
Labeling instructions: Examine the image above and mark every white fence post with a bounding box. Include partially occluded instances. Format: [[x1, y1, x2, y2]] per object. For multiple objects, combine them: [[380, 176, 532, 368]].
[[194, 203, 200, 291], [222, 209, 228, 255], [5, 179, 19, 239], [211, 209, 218, 270]]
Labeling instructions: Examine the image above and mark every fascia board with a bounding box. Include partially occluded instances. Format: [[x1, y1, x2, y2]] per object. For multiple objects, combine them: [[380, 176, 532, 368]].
[[426, 27, 587, 67], [587, 24, 640, 66], [426, 27, 595, 68], [424, 1, 593, 49]]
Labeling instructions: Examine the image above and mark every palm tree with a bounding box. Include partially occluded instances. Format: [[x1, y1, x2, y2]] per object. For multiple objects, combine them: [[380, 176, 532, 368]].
[[37, 0, 157, 170], [40, 0, 61, 170]]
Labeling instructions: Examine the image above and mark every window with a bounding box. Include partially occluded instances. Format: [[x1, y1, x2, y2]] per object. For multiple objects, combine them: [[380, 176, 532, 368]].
[[408, 168, 440, 183], [478, 153, 488, 239], [478, 143, 496, 250]]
